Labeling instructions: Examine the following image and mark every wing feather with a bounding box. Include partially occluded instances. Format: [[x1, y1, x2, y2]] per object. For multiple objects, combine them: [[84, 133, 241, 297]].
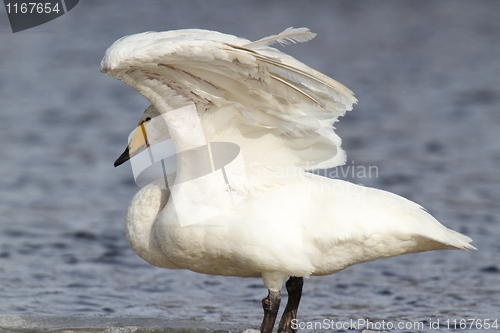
[[101, 29, 357, 176], [242, 27, 316, 48]]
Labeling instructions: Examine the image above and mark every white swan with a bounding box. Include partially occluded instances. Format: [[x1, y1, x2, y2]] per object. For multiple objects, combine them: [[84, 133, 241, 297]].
[[101, 28, 475, 333]]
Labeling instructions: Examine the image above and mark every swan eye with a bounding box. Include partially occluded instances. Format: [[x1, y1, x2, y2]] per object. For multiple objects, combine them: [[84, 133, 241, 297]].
[[141, 117, 152, 125]]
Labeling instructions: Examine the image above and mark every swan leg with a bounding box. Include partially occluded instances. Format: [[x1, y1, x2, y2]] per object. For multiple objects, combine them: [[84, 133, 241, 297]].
[[278, 277, 304, 333], [260, 289, 281, 333]]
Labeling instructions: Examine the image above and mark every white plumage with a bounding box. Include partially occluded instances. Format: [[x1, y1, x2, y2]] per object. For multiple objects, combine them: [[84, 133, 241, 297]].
[[102, 28, 475, 332]]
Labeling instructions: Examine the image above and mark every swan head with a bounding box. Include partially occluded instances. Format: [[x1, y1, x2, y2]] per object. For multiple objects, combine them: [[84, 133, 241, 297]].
[[114, 104, 168, 167]]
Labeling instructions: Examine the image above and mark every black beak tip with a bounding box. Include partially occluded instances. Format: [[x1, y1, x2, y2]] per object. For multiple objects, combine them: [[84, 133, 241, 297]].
[[114, 147, 130, 167]]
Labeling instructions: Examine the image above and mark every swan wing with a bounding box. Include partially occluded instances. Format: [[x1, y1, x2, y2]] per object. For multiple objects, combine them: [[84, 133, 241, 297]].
[[101, 28, 357, 173]]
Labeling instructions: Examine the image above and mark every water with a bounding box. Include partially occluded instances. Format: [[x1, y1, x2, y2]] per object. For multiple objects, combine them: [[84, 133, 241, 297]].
[[1, 1, 499, 332]]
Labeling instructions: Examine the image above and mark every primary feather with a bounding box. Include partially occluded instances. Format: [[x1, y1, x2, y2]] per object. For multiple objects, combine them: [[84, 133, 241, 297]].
[[242, 27, 316, 48]]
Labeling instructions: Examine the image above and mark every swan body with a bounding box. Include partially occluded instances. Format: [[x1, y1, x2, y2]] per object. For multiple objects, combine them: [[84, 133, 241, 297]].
[[126, 172, 472, 286], [102, 28, 475, 332]]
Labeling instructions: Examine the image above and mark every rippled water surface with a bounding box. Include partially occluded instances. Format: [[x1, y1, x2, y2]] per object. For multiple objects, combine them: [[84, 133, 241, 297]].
[[1, 1, 499, 332]]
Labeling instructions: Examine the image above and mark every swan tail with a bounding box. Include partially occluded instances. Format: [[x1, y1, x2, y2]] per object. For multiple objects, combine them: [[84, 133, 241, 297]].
[[429, 227, 477, 251]]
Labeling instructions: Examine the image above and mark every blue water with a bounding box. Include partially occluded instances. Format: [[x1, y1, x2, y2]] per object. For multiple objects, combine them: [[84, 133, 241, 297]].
[[1, 1, 499, 332]]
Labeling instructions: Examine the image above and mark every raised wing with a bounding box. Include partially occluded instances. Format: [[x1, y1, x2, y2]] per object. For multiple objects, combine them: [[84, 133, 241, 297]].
[[101, 28, 357, 176]]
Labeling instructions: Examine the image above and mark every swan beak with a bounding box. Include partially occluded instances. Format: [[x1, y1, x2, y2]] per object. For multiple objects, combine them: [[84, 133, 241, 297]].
[[114, 124, 149, 167], [114, 146, 130, 167]]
